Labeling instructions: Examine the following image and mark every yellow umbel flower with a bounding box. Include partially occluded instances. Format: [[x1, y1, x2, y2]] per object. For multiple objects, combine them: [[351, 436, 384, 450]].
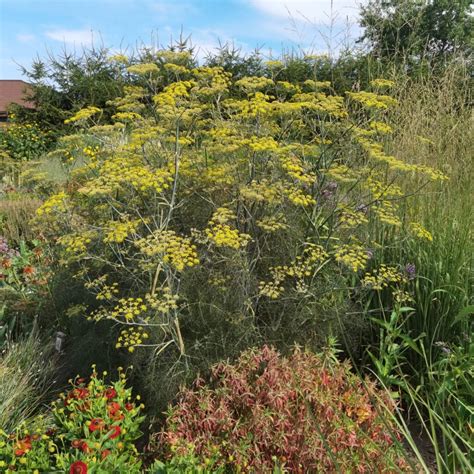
[[205, 208, 250, 249], [285, 186, 316, 207], [256, 214, 288, 232], [370, 78, 395, 88], [363, 265, 406, 290], [64, 106, 102, 124], [127, 63, 159, 75], [347, 91, 397, 109], [235, 76, 274, 93], [36, 191, 68, 215], [116, 326, 149, 351], [334, 243, 369, 273], [136, 231, 199, 271], [409, 222, 433, 242], [58, 231, 96, 255], [103, 219, 141, 244]]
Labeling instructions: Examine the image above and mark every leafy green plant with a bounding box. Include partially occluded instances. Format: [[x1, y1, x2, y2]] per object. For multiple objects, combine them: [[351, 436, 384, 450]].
[[0, 368, 145, 473], [0, 121, 52, 186], [365, 301, 473, 472], [367, 305, 424, 390], [0, 236, 52, 339]]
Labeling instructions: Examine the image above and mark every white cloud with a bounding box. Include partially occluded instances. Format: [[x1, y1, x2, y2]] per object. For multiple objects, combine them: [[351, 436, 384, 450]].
[[45, 28, 95, 46], [16, 34, 36, 43], [248, 0, 362, 23]]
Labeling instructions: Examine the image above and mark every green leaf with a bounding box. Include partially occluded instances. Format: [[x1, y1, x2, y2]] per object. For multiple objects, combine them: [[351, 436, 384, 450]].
[[451, 305, 474, 327]]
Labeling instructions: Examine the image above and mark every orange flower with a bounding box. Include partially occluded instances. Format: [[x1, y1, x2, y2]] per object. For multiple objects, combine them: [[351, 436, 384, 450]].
[[80, 441, 91, 453], [14, 436, 32, 456], [111, 411, 124, 421], [101, 449, 111, 460], [89, 418, 105, 432], [22, 265, 35, 275], [108, 425, 121, 439]]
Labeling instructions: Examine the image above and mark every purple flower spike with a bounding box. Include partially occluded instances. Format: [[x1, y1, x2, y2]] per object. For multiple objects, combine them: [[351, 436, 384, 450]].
[[405, 263, 416, 280]]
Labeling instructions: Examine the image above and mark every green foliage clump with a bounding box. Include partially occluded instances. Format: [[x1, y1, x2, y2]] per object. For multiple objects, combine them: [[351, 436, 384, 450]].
[[0, 121, 53, 187], [359, 0, 474, 60], [0, 368, 144, 473], [0, 237, 53, 343]]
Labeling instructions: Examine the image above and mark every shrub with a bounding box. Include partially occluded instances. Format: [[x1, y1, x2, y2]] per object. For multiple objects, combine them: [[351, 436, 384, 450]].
[[0, 121, 52, 163], [154, 346, 410, 473], [0, 368, 145, 473], [0, 121, 53, 188]]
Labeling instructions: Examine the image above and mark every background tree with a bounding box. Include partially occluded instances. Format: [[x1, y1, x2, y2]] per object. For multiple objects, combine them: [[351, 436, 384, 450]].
[[359, 0, 474, 60], [12, 46, 126, 129]]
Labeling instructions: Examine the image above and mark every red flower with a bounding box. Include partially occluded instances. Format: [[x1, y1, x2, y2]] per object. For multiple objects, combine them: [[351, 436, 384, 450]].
[[14, 436, 32, 456], [22, 265, 35, 275], [104, 387, 117, 399], [108, 425, 121, 439], [125, 402, 134, 411], [70, 461, 88, 474], [89, 418, 105, 432], [80, 441, 91, 453], [107, 401, 121, 415], [67, 387, 89, 403], [101, 449, 111, 460]]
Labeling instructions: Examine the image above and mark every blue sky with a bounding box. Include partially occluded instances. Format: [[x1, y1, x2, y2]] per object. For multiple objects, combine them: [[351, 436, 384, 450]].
[[0, 0, 363, 79]]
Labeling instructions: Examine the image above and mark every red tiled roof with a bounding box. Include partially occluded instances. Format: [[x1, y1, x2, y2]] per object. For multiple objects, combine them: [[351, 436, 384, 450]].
[[0, 80, 35, 114]]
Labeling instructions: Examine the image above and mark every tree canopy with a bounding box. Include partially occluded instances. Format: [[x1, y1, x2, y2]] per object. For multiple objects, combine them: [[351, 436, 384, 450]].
[[359, 0, 473, 60]]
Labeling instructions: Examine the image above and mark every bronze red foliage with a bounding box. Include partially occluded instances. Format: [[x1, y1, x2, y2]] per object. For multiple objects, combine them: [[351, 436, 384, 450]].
[[156, 346, 410, 473]]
